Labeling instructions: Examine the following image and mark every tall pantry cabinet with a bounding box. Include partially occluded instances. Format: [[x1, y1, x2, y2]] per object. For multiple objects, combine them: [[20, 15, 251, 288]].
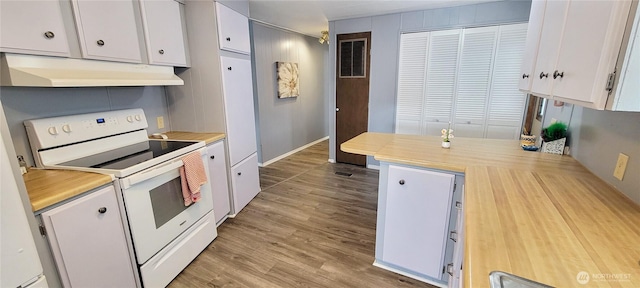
[[167, 0, 260, 219]]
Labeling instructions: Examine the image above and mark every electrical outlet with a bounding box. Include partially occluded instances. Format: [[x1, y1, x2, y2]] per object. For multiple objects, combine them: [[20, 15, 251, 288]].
[[613, 153, 629, 181], [156, 116, 165, 129]]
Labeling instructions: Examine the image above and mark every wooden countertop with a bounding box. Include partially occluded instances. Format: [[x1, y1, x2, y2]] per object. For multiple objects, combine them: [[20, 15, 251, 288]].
[[160, 131, 225, 145], [341, 132, 640, 288], [23, 168, 114, 212]]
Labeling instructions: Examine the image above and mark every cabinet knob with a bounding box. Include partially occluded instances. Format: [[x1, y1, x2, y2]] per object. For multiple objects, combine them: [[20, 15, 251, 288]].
[[399, 179, 405, 185], [228, 67, 232, 71], [97, 39, 105, 47], [44, 31, 55, 39], [522, 73, 529, 79], [98, 207, 107, 214], [539, 72, 548, 79], [553, 70, 564, 79], [226, 37, 231, 41], [210, 155, 215, 160], [158, 49, 165, 55], [237, 172, 242, 176]]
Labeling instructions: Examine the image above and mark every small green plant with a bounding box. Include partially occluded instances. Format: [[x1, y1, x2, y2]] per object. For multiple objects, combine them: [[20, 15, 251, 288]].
[[541, 122, 567, 142]]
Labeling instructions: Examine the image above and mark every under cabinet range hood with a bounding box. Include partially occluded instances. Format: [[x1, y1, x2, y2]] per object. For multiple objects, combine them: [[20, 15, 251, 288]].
[[0, 53, 184, 87]]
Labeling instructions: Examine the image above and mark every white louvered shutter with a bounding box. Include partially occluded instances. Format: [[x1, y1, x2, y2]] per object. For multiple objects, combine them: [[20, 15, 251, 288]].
[[395, 32, 429, 134], [486, 23, 529, 139], [423, 29, 462, 136], [453, 26, 498, 138]]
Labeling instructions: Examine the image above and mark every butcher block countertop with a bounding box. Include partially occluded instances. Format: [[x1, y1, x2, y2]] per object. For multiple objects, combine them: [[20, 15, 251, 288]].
[[341, 132, 640, 288], [23, 168, 114, 212], [161, 131, 225, 145]]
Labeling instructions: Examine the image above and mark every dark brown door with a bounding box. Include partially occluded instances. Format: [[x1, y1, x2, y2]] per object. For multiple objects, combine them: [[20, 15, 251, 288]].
[[336, 32, 371, 166]]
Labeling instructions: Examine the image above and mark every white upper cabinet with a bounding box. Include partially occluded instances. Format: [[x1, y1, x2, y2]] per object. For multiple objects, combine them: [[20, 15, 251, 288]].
[[522, 0, 634, 110], [215, 2, 251, 54], [72, 0, 143, 63], [140, 0, 187, 66], [0, 1, 70, 57], [518, 0, 546, 91], [613, 4, 640, 111]]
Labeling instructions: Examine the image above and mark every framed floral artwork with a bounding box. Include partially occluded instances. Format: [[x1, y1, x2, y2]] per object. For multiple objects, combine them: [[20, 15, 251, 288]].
[[276, 62, 299, 98]]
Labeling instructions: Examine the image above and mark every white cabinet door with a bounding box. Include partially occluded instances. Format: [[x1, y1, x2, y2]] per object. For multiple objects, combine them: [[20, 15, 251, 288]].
[[42, 185, 137, 288], [551, 0, 632, 108], [0, 1, 69, 57], [614, 4, 640, 111], [207, 140, 231, 224], [140, 0, 187, 66], [220, 56, 258, 166], [530, 0, 568, 97], [230, 153, 261, 214], [518, 0, 546, 91], [215, 2, 251, 54], [72, 0, 142, 63], [382, 165, 455, 280], [448, 188, 465, 288]]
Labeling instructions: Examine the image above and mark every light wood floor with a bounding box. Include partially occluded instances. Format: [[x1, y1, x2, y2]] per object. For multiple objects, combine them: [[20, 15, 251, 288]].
[[168, 140, 436, 288]]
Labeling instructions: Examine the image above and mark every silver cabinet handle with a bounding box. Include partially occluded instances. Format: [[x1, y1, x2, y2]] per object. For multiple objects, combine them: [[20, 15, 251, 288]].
[[158, 49, 165, 55], [98, 207, 107, 214], [539, 72, 549, 79], [44, 31, 55, 39], [553, 70, 564, 79], [97, 39, 105, 46], [522, 73, 529, 79], [449, 230, 458, 242]]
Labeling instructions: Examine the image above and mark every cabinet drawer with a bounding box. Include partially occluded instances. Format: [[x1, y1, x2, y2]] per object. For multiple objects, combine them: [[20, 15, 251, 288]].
[[230, 153, 261, 214]]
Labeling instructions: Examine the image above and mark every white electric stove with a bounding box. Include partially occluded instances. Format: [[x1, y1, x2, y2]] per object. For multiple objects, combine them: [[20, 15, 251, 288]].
[[25, 109, 217, 288]]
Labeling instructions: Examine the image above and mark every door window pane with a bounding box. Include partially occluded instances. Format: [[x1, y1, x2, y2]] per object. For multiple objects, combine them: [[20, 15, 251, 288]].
[[339, 38, 367, 78]]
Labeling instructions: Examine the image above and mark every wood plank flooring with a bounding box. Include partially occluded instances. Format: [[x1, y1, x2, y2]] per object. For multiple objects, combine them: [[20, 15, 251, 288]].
[[169, 140, 436, 288]]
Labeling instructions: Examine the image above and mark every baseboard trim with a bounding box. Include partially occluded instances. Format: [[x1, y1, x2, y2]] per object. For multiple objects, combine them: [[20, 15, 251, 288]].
[[259, 136, 329, 167], [372, 261, 446, 288], [366, 164, 380, 170]]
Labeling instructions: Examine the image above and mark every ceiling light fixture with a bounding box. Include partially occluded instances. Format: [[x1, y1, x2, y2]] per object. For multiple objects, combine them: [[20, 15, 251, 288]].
[[319, 31, 329, 44]]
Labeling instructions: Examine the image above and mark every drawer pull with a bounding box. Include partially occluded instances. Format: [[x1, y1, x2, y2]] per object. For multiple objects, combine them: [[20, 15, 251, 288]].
[[399, 179, 405, 185], [450, 230, 458, 242], [539, 72, 549, 79], [98, 207, 107, 214], [522, 73, 529, 79], [553, 70, 564, 79]]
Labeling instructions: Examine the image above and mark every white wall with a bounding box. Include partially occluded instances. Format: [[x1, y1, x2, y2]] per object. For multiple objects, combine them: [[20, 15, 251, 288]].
[[250, 22, 328, 164]]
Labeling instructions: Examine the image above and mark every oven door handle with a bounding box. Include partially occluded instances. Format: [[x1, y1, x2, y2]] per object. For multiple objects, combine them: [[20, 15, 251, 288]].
[[124, 159, 184, 188]]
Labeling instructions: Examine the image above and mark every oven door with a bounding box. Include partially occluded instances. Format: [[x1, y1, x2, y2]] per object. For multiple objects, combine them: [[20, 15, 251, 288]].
[[120, 148, 214, 264]]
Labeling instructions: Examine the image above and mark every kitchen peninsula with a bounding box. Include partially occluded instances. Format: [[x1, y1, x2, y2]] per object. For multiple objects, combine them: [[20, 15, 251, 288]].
[[341, 132, 640, 288]]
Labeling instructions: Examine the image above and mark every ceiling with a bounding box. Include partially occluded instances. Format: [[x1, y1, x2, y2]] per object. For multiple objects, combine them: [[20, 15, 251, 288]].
[[249, 0, 497, 38]]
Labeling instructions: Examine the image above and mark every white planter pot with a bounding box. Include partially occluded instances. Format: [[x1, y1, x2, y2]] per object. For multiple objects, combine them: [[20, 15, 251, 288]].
[[541, 138, 566, 155], [442, 141, 451, 149]]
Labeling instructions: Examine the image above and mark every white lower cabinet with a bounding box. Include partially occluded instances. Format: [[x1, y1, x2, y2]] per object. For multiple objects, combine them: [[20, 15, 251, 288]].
[[376, 163, 461, 287], [41, 185, 137, 288], [448, 186, 465, 288], [206, 140, 231, 224], [230, 153, 261, 214]]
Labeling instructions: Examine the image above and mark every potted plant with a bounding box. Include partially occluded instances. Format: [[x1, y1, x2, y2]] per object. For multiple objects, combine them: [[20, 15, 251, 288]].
[[540, 122, 567, 154], [441, 122, 454, 149]]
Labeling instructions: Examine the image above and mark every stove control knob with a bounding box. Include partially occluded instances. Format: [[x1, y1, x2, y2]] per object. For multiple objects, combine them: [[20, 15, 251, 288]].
[[48, 126, 58, 135], [127, 116, 134, 123], [135, 114, 142, 121], [62, 124, 72, 133]]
